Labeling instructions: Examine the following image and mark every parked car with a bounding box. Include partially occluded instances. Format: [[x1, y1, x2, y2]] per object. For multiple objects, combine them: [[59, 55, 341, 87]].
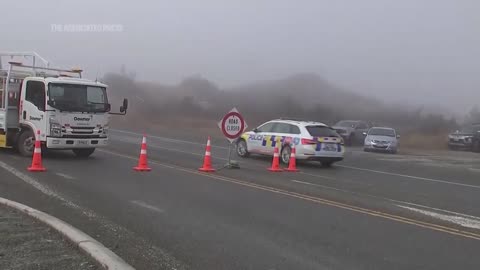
[[363, 127, 399, 154], [332, 120, 371, 145], [448, 124, 480, 152], [236, 119, 344, 167]]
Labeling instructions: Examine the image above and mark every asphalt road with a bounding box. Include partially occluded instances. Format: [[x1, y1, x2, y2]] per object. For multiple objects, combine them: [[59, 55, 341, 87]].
[[1, 128, 480, 269]]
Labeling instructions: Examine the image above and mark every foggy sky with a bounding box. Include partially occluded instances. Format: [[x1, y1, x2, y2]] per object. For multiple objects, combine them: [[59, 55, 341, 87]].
[[1, 0, 479, 114]]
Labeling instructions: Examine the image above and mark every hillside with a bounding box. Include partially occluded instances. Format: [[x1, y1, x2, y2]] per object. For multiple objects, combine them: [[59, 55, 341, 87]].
[[104, 72, 457, 135]]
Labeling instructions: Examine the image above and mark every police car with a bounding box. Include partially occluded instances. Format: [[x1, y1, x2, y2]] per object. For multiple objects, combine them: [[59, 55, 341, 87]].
[[236, 119, 344, 166]]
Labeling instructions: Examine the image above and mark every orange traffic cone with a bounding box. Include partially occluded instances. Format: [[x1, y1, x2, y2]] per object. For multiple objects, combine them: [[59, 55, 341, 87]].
[[28, 130, 46, 172], [199, 136, 215, 172], [285, 144, 299, 172], [268, 146, 283, 172], [133, 135, 151, 171]]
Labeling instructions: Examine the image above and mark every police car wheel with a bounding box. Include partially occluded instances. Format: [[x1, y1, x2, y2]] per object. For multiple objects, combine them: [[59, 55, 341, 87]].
[[321, 161, 333, 167], [236, 140, 249, 157], [280, 145, 291, 164]]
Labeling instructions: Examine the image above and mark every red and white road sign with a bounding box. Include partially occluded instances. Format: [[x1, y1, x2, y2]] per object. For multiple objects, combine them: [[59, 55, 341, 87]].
[[218, 108, 247, 142]]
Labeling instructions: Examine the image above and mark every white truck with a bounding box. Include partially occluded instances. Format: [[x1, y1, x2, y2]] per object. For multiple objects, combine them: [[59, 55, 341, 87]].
[[0, 52, 128, 157]]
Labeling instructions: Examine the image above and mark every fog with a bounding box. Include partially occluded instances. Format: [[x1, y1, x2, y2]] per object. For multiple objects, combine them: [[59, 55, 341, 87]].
[[1, 0, 479, 115]]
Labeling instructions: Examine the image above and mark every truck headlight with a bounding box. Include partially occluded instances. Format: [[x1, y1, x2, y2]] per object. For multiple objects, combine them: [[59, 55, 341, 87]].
[[102, 125, 109, 136], [49, 119, 62, 137]]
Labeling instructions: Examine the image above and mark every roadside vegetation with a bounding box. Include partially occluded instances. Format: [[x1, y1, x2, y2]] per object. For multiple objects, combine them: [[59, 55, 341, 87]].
[[105, 71, 479, 150]]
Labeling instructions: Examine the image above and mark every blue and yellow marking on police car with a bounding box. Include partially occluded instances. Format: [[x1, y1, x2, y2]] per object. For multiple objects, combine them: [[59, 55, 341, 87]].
[[246, 133, 263, 141], [243, 133, 302, 147], [262, 135, 283, 147], [260, 135, 300, 147]]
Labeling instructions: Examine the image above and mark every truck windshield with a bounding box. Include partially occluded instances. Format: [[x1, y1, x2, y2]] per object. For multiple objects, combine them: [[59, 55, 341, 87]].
[[48, 83, 109, 113]]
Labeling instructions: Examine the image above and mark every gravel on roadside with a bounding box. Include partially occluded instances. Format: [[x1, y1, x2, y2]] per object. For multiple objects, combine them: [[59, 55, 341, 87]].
[[0, 205, 99, 270]]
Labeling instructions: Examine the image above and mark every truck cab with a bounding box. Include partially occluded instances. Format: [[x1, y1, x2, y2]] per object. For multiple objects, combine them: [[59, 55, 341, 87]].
[[0, 52, 128, 157]]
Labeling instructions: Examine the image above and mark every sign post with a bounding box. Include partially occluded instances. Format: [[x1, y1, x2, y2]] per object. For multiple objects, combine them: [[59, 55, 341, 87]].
[[218, 107, 247, 169]]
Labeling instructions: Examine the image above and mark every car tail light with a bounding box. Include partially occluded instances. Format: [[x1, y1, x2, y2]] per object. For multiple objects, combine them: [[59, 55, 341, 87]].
[[301, 138, 317, 145]]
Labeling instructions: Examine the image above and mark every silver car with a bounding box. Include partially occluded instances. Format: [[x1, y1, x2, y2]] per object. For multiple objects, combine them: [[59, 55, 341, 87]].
[[363, 127, 399, 154]]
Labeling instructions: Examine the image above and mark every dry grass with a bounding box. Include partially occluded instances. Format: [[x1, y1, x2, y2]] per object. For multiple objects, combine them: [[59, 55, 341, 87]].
[[400, 132, 449, 150], [110, 115, 224, 139], [111, 113, 451, 151]]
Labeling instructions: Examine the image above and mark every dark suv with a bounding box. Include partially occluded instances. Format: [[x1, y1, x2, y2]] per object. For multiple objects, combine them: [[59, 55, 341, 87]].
[[448, 124, 480, 152], [332, 120, 371, 145]]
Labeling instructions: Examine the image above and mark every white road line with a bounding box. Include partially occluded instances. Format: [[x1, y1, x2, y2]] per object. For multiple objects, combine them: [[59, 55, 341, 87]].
[[398, 205, 480, 230], [298, 171, 363, 186], [112, 129, 480, 190], [0, 160, 84, 211], [143, 144, 229, 161], [110, 135, 230, 161], [130, 200, 165, 214], [337, 164, 480, 189], [299, 172, 338, 181], [113, 129, 480, 190], [135, 95, 145, 102], [55, 172, 75, 180], [291, 179, 480, 220], [292, 180, 345, 192], [111, 129, 230, 150]]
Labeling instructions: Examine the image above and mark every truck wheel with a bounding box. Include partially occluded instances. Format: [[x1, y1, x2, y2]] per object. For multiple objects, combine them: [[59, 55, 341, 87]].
[[236, 139, 250, 158], [17, 130, 35, 157], [72, 148, 95, 158]]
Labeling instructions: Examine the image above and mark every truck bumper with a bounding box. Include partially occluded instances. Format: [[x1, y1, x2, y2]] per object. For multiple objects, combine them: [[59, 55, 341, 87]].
[[46, 137, 108, 149]]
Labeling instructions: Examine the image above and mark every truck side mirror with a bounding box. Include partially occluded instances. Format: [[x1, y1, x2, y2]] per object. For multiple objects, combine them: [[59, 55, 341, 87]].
[[397, 135, 401, 139], [362, 132, 367, 136], [120, 98, 128, 113]]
